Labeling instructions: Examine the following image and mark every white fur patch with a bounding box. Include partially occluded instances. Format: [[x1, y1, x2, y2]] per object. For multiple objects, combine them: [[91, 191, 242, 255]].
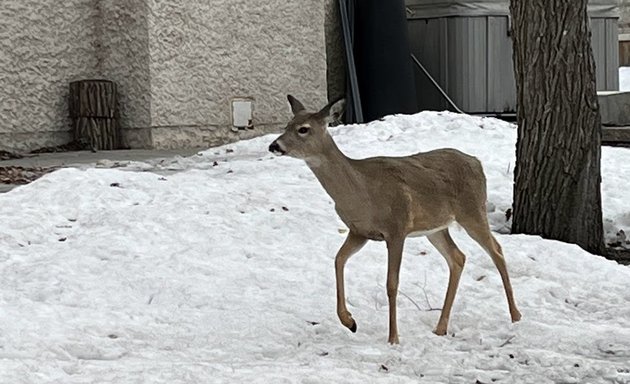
[[407, 224, 451, 238]]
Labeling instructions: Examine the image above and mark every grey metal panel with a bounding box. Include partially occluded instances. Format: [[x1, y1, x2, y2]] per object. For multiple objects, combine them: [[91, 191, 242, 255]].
[[406, 10, 619, 113], [446, 18, 464, 109], [589, 0, 620, 17], [487, 16, 516, 112], [590, 17, 619, 91], [591, 17, 621, 91], [439, 17, 449, 102], [408, 18, 449, 111], [447, 17, 487, 113], [606, 18, 620, 90], [591, 18, 607, 91], [406, 0, 508, 17], [405, 0, 618, 18], [469, 17, 488, 112]]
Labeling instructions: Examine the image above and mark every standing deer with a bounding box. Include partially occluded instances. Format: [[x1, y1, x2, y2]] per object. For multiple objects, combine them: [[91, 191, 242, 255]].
[[269, 95, 521, 344]]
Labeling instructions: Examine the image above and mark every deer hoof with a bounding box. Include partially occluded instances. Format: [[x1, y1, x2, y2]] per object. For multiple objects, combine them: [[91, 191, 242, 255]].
[[433, 327, 447, 336], [339, 311, 356, 332], [511, 310, 522, 323]]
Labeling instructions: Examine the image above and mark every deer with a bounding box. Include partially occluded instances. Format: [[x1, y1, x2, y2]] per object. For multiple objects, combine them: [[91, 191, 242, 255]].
[[268, 95, 521, 344]]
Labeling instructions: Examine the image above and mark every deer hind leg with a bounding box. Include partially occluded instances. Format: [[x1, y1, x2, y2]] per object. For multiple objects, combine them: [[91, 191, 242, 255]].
[[385, 237, 405, 344], [335, 232, 367, 333], [459, 212, 522, 323], [426, 229, 466, 336]]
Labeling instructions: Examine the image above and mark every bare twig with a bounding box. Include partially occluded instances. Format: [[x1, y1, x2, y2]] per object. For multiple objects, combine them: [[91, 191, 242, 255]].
[[377, 282, 440, 312], [398, 288, 425, 312], [499, 336, 515, 347], [416, 270, 442, 311]]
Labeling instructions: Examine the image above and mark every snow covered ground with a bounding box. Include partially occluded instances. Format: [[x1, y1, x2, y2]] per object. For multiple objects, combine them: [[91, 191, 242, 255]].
[[619, 66, 630, 92], [1, 112, 629, 383]]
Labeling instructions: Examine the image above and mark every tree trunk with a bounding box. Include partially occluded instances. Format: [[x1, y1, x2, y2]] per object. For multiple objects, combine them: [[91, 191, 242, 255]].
[[509, 0, 604, 255], [69, 80, 120, 150]]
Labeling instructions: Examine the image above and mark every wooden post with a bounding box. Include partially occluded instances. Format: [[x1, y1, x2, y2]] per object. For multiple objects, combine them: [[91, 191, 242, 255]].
[[69, 80, 120, 150]]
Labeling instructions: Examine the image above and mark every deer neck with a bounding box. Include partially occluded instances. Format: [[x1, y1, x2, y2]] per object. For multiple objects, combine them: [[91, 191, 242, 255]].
[[304, 135, 365, 204]]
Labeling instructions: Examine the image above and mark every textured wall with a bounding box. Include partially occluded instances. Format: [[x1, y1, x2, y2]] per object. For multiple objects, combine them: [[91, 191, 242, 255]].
[[1, 0, 333, 151], [0, 0, 98, 152], [146, 0, 329, 148], [96, 0, 152, 148]]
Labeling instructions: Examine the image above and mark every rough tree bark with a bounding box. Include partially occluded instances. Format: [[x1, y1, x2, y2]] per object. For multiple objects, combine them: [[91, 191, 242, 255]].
[[509, 0, 604, 255], [69, 80, 120, 150]]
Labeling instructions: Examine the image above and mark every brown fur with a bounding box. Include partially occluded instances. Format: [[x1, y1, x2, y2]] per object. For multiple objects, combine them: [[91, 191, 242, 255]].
[[269, 96, 521, 344]]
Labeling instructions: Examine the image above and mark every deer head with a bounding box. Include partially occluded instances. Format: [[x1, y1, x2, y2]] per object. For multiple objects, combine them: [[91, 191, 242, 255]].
[[268, 95, 345, 159]]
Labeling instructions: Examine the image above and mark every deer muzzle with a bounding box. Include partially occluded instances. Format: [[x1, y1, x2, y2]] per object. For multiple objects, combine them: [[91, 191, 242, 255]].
[[268, 140, 286, 156]]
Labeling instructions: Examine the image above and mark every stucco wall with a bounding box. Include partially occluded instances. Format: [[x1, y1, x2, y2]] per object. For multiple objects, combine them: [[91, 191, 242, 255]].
[[97, 0, 152, 148], [146, 0, 329, 149], [0, 0, 98, 152], [1, 0, 333, 151]]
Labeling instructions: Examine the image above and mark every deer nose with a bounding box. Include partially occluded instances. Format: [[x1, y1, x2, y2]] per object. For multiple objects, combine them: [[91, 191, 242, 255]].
[[269, 141, 285, 155]]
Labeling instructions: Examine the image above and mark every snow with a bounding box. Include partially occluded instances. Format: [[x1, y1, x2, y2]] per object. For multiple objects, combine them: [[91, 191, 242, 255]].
[[1, 111, 630, 383], [619, 66, 630, 92]]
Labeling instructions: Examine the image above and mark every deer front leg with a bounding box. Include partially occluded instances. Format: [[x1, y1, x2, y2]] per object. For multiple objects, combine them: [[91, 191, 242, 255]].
[[335, 232, 367, 333], [386, 238, 405, 344]]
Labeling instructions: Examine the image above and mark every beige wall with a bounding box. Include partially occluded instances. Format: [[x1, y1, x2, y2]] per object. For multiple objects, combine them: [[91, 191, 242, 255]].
[[0, 0, 98, 152], [1, 0, 334, 151], [97, 0, 153, 148], [146, 0, 329, 149]]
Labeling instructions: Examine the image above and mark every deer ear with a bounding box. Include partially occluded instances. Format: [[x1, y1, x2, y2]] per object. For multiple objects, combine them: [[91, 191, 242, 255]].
[[318, 97, 346, 125], [287, 95, 306, 115]]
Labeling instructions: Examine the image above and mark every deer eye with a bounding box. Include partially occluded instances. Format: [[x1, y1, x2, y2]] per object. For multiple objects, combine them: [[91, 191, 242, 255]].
[[297, 126, 310, 135]]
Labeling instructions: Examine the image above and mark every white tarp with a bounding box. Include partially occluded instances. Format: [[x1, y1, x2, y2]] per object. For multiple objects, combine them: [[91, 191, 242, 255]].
[[406, 0, 619, 18]]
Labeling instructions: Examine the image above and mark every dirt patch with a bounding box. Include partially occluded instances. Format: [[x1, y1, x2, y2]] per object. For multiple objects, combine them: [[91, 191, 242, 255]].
[[0, 150, 23, 161], [30, 140, 93, 154], [0, 166, 56, 185]]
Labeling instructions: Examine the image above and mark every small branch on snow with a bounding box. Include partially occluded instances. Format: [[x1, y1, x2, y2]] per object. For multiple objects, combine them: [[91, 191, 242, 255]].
[[499, 336, 515, 348], [397, 288, 425, 313], [412, 271, 442, 311], [378, 279, 441, 312]]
